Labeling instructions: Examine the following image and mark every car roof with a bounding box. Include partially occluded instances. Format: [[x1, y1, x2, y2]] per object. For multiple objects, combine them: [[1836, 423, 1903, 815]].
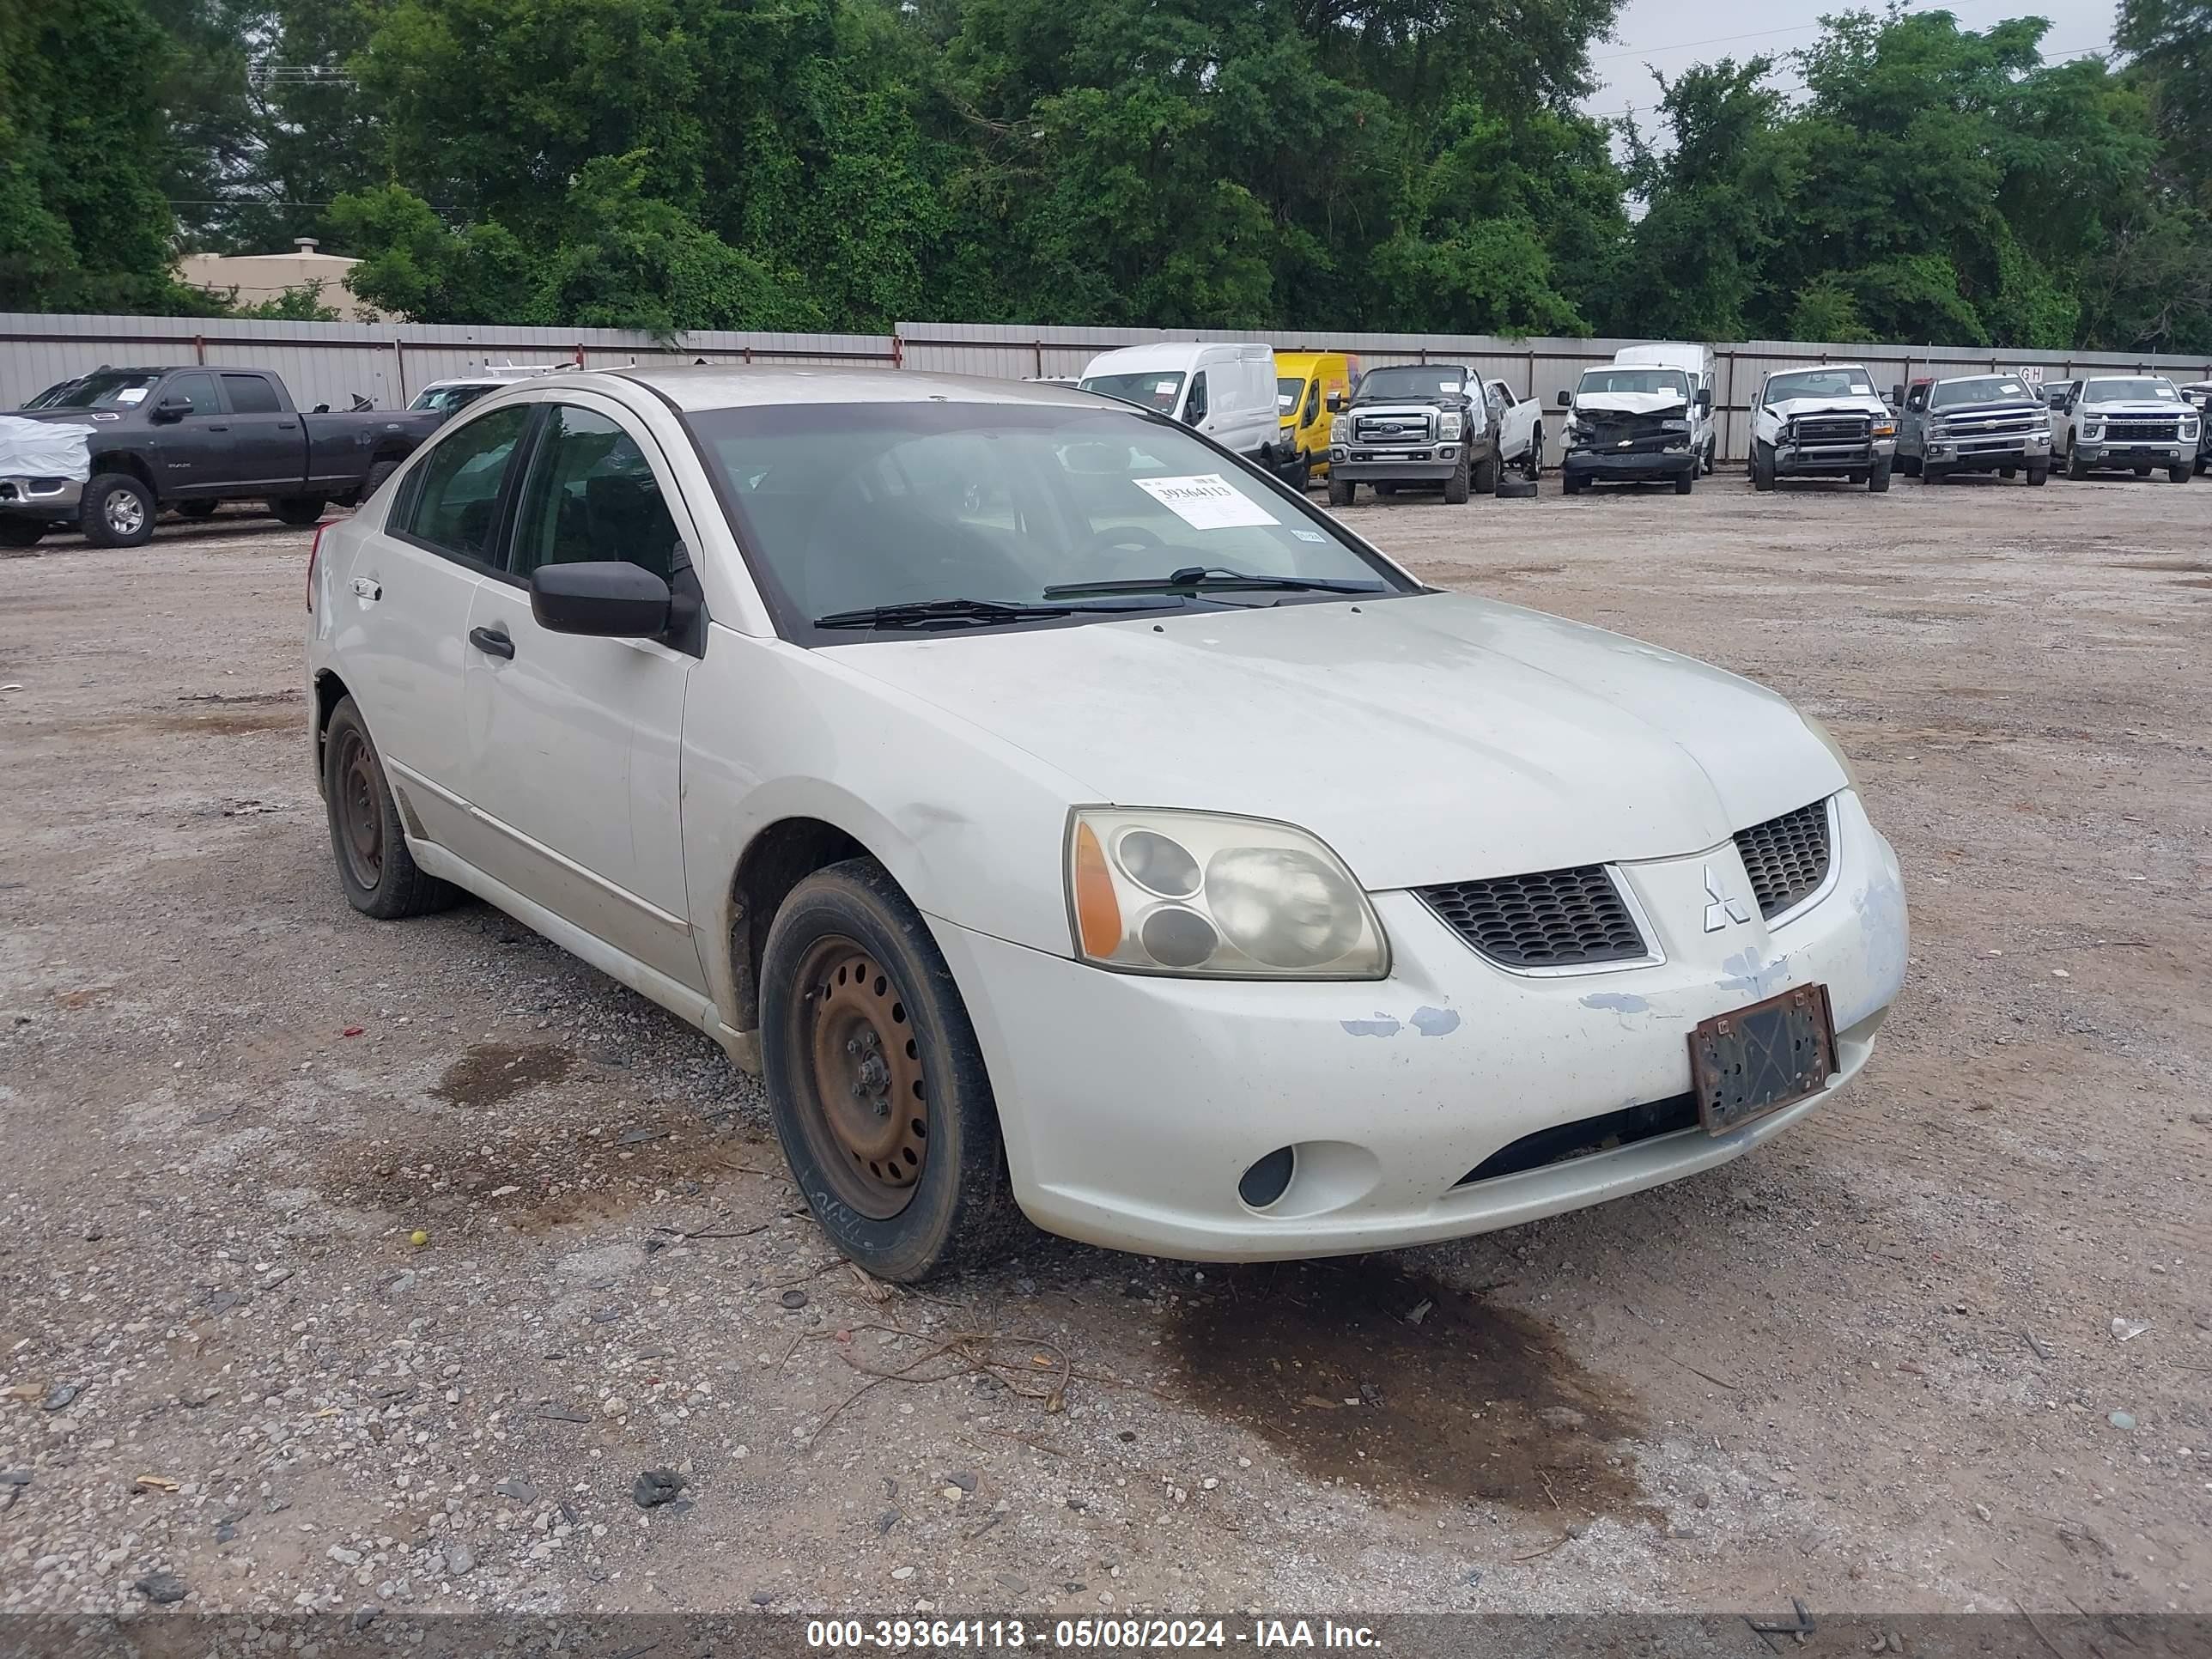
[[608, 366, 1121, 414]]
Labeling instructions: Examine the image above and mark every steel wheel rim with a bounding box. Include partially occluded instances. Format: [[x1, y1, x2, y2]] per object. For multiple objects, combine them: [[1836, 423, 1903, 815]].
[[796, 936, 927, 1220], [334, 730, 384, 890], [106, 490, 147, 537]]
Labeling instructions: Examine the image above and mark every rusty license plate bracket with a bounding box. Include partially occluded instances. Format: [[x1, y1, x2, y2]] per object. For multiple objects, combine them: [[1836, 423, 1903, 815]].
[[1690, 984, 1837, 1136]]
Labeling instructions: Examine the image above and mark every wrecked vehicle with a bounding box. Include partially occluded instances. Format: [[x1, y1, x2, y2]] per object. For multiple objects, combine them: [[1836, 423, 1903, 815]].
[[1749, 364, 1897, 492], [1324, 363, 1501, 505], [310, 368, 1909, 1280], [1558, 364, 1710, 495]]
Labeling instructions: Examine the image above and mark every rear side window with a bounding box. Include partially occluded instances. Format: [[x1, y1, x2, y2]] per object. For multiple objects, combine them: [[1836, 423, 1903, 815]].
[[222, 374, 283, 414], [398, 404, 531, 564]]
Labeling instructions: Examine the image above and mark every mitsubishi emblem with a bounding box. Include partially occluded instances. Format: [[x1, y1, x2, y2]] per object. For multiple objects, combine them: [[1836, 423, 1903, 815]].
[[1703, 864, 1752, 933]]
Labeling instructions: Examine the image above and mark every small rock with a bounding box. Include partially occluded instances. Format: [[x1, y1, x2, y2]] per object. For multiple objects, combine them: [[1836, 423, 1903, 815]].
[[133, 1573, 188, 1604], [214, 1522, 236, 1545], [780, 1289, 808, 1310], [2111, 1317, 2149, 1343], [890, 1566, 916, 1582], [352, 1607, 381, 1632], [1565, 1522, 1588, 1540], [633, 1469, 685, 1509], [589, 1307, 623, 1324], [447, 1544, 475, 1576], [1692, 1491, 1711, 1509], [0, 1470, 31, 1487], [602, 1396, 628, 1419], [2109, 1411, 2136, 1431], [41, 1384, 80, 1412], [1537, 1406, 1586, 1431], [875, 1509, 900, 1535], [328, 1546, 362, 1567], [945, 1471, 978, 1492], [751, 1591, 774, 1607], [1973, 1503, 1992, 1522], [495, 1478, 538, 1504]]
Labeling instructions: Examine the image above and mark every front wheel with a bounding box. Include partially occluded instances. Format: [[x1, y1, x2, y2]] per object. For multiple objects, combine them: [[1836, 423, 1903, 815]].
[[2170, 464, 2192, 484], [80, 473, 156, 547], [0, 520, 44, 548], [2132, 464, 2153, 477], [1443, 455, 1471, 505], [1291, 453, 1311, 492], [272, 497, 327, 526], [1522, 429, 1542, 480], [1701, 441, 1716, 477], [2067, 448, 2091, 482], [1869, 459, 1893, 492], [1561, 471, 1586, 496], [2026, 461, 2049, 486], [1327, 477, 1353, 507], [1753, 441, 1778, 492], [760, 859, 1017, 1282], [1674, 469, 1696, 495], [1923, 462, 1951, 485], [1899, 451, 1923, 477], [1470, 452, 1500, 497], [322, 696, 461, 921]]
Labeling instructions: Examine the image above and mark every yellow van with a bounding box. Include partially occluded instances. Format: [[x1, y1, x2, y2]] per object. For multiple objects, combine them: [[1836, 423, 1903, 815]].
[[1274, 350, 1361, 486]]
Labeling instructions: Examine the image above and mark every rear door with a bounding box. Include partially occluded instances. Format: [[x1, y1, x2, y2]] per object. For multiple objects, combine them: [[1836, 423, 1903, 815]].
[[461, 398, 704, 989], [217, 373, 306, 493]]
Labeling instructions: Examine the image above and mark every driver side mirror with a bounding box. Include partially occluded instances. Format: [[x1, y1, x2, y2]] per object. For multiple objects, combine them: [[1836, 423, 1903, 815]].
[[531, 562, 671, 639], [1890, 386, 1905, 408], [1696, 387, 1712, 413], [151, 396, 194, 422], [1327, 392, 1346, 413], [1555, 390, 1571, 408]]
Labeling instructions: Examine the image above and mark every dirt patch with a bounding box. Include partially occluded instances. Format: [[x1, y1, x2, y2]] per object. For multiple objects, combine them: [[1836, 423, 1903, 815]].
[[1164, 1259, 1651, 1521], [155, 707, 299, 735], [2106, 558, 2212, 574], [428, 1041, 576, 1107]]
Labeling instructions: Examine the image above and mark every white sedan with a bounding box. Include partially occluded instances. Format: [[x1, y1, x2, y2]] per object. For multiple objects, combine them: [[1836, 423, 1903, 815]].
[[307, 369, 1908, 1281]]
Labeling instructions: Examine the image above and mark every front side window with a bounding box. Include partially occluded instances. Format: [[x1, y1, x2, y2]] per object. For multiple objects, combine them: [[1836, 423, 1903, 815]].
[[510, 405, 683, 582], [222, 374, 283, 414], [165, 373, 222, 416], [686, 402, 1409, 637], [1183, 372, 1209, 424], [398, 404, 531, 563]]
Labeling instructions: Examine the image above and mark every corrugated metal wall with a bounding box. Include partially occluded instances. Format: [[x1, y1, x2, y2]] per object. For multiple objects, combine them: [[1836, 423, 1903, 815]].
[[9, 313, 2210, 463]]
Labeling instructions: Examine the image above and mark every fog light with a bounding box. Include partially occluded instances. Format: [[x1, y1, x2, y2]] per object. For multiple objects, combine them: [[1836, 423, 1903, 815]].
[[1238, 1146, 1296, 1209]]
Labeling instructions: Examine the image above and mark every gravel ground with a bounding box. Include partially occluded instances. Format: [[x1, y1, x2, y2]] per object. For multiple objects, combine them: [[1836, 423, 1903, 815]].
[[2, 472, 2208, 1624]]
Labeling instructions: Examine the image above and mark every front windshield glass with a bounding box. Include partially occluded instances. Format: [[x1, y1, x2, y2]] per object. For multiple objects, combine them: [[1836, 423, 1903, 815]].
[[685, 402, 1408, 638], [1276, 376, 1305, 412], [2083, 377, 2179, 403], [1080, 372, 1184, 414], [1931, 376, 2029, 408], [49, 371, 162, 410], [410, 383, 497, 415], [1765, 368, 1875, 403], [1355, 366, 1469, 402], [1577, 368, 1692, 399]]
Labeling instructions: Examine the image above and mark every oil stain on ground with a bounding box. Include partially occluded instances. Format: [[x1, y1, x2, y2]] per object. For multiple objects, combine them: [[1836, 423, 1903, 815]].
[[430, 1042, 575, 1109], [1164, 1258, 1652, 1519]]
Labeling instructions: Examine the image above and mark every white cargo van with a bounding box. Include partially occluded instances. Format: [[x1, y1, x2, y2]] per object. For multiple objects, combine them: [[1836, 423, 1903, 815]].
[[1612, 343, 1718, 473], [1079, 343, 1281, 463]]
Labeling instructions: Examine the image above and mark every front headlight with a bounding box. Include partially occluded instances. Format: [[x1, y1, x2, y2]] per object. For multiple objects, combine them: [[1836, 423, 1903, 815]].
[[1067, 809, 1388, 979], [1872, 421, 1896, 437], [1800, 714, 1862, 795], [2184, 419, 2202, 439], [1567, 420, 1593, 444], [1437, 410, 1464, 440], [2081, 422, 2101, 439], [1329, 418, 1350, 444]]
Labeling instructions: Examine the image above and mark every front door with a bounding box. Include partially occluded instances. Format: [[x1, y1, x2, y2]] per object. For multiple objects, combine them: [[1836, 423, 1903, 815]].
[[461, 400, 703, 990], [146, 372, 228, 498]]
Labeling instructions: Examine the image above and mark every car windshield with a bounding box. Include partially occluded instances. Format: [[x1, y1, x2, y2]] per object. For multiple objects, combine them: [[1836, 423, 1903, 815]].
[[1080, 372, 1184, 414], [2083, 377, 2179, 403], [1577, 368, 1692, 398], [1931, 376, 2029, 408], [47, 370, 163, 410], [1277, 376, 1304, 412], [1765, 368, 1876, 403], [684, 402, 1408, 639], [410, 383, 497, 415], [1355, 366, 1468, 402]]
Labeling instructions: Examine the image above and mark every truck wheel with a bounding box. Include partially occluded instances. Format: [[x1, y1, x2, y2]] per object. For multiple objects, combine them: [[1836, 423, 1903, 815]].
[[2169, 464, 2191, 484], [1523, 428, 1542, 480], [0, 520, 44, 548], [1869, 459, 1893, 492], [1374, 483, 1397, 499], [2066, 448, 2091, 482], [1702, 441, 1716, 477], [1999, 466, 2017, 480], [1327, 477, 1353, 507], [1753, 441, 1778, 492], [2026, 461, 2049, 486], [1674, 469, 1695, 495], [1561, 471, 1585, 496], [1443, 456, 1471, 504], [1899, 452, 1922, 477], [1923, 462, 1950, 485], [2131, 464, 2152, 477], [80, 473, 156, 547], [178, 500, 219, 520], [363, 459, 402, 499], [1291, 454, 1312, 492], [272, 497, 327, 526]]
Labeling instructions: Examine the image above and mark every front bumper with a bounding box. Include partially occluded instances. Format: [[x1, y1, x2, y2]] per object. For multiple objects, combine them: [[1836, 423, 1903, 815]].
[[1777, 437, 1894, 475], [1328, 447, 1462, 483], [1563, 447, 1697, 483], [934, 791, 1908, 1261], [2071, 441, 2189, 466], [0, 477, 82, 519], [1924, 431, 2049, 470]]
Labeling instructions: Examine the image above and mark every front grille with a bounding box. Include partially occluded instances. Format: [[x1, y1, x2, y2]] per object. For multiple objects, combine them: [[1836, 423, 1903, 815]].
[[1792, 415, 1869, 444], [1941, 410, 2040, 436], [1355, 413, 1431, 444], [2102, 418, 2179, 442], [1419, 865, 1647, 969], [1734, 799, 1832, 920]]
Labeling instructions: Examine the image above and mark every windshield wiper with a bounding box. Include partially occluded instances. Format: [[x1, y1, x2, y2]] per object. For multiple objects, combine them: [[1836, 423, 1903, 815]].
[[1043, 566, 1389, 599], [812, 596, 1173, 631]]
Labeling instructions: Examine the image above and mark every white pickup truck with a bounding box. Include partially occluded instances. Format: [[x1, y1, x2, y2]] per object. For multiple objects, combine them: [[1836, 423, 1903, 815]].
[[1748, 364, 1897, 492], [2050, 375, 2199, 483], [1481, 379, 1544, 478]]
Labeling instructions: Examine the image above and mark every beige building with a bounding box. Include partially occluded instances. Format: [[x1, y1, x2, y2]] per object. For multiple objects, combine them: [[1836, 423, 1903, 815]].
[[177, 239, 396, 321]]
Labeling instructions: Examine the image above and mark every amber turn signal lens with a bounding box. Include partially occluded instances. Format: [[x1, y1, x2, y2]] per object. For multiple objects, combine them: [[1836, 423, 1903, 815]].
[[1072, 821, 1121, 957]]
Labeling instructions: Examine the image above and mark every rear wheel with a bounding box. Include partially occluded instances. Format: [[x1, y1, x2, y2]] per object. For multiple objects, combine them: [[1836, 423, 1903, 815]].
[[272, 496, 326, 526], [2170, 464, 2191, 484], [761, 859, 1017, 1282], [1443, 455, 1471, 505], [1291, 453, 1312, 492], [1753, 441, 1778, 492], [80, 473, 155, 547], [1327, 477, 1353, 507], [322, 696, 461, 921], [362, 459, 402, 500], [1869, 459, 1893, 492], [178, 500, 219, 520], [0, 520, 43, 548]]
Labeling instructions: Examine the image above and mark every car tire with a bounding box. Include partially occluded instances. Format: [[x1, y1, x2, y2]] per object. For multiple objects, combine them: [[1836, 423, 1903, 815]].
[[178, 500, 219, 520], [2169, 464, 2191, 483], [1753, 441, 1777, 492], [2026, 461, 2049, 486], [0, 520, 43, 548], [761, 857, 1019, 1283], [1923, 462, 1950, 485], [1561, 471, 1585, 496], [2132, 464, 2153, 477], [80, 473, 156, 547], [1869, 460, 1893, 492], [272, 497, 327, 526], [1674, 469, 1695, 495], [1375, 483, 1397, 499], [2066, 448, 2091, 482], [323, 696, 463, 922], [363, 459, 402, 499], [1899, 451, 1922, 477], [1523, 428, 1542, 480], [1327, 477, 1353, 507], [1443, 455, 1471, 505], [1702, 441, 1716, 477]]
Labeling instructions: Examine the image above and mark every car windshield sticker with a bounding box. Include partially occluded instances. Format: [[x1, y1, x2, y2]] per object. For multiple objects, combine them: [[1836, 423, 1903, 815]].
[[1133, 474, 1280, 530], [1998, 381, 2025, 397], [1156, 381, 1177, 395], [1290, 526, 1326, 542], [115, 386, 148, 405]]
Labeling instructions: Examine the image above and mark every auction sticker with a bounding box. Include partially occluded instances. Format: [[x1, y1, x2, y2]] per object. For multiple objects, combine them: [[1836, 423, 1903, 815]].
[[1133, 474, 1279, 530]]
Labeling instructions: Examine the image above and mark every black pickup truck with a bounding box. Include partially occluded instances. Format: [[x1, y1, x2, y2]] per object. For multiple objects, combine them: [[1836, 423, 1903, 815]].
[[1, 366, 438, 548]]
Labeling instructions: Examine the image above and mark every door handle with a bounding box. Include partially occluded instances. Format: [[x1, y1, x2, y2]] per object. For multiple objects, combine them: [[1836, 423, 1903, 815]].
[[349, 577, 381, 602], [209, 423, 229, 432], [468, 626, 514, 659], [279, 422, 297, 430]]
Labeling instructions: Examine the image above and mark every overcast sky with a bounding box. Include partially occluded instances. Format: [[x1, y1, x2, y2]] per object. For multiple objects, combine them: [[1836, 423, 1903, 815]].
[[1582, 0, 2123, 124]]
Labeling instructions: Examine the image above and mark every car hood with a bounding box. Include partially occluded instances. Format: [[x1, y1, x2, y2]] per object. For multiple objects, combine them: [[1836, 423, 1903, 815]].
[[1575, 391, 1688, 418], [2080, 399, 2189, 416], [1767, 395, 1889, 420], [823, 592, 1843, 890]]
